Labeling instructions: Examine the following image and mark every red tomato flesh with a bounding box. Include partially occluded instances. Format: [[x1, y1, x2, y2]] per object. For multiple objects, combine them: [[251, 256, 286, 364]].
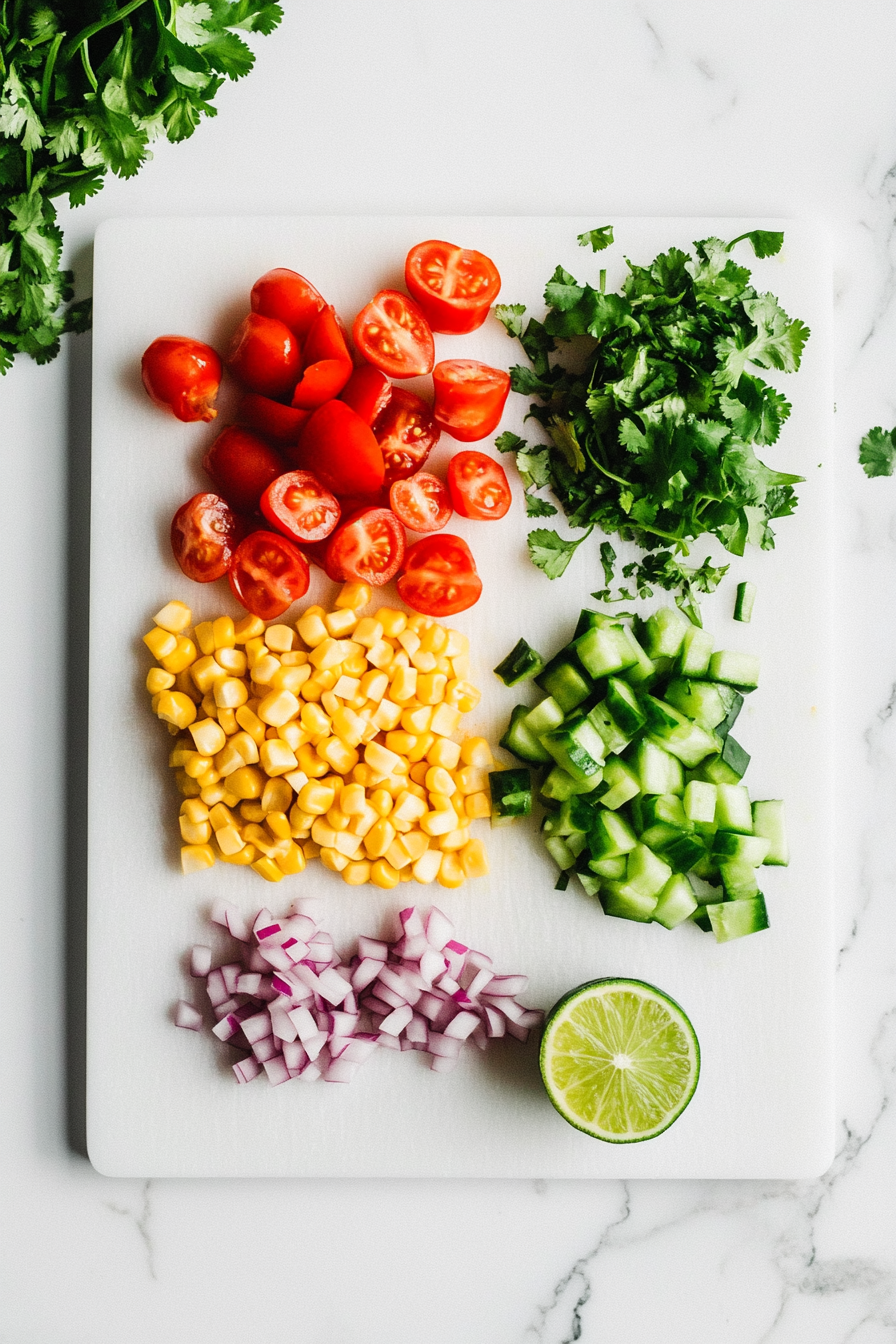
[[447, 450, 512, 520], [325, 508, 406, 587], [237, 392, 310, 446], [141, 335, 222, 422], [389, 472, 452, 533], [373, 388, 440, 487], [250, 268, 326, 340], [295, 399, 385, 500], [227, 312, 301, 401], [228, 530, 310, 620], [397, 534, 482, 617], [203, 425, 287, 514], [432, 360, 511, 442], [171, 492, 242, 582], [261, 471, 341, 544], [291, 305, 354, 410], [405, 240, 501, 335], [352, 289, 434, 379], [339, 364, 392, 425]]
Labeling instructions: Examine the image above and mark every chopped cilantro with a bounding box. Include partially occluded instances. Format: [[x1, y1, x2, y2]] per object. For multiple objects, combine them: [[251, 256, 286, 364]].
[[859, 426, 896, 478], [577, 225, 614, 252]]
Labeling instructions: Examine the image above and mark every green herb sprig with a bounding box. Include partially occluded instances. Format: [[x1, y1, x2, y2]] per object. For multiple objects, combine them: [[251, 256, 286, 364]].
[[0, 1, 283, 373], [495, 227, 809, 621]]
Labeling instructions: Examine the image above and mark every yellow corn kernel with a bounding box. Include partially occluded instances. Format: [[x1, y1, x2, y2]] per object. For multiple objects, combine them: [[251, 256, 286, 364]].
[[215, 824, 245, 856], [294, 611, 327, 648], [336, 581, 373, 610], [173, 670, 201, 704], [363, 788, 387, 818], [400, 829, 429, 863], [258, 738, 298, 777], [425, 765, 456, 797], [383, 730, 416, 758], [240, 800, 266, 824], [219, 706, 239, 734], [280, 650, 309, 668], [297, 743, 328, 779], [289, 804, 314, 837], [324, 607, 358, 638], [420, 808, 458, 837], [389, 666, 417, 703], [218, 843, 257, 867], [430, 703, 463, 740], [190, 655, 227, 694], [199, 782, 226, 806], [277, 721, 306, 753], [450, 654, 470, 681], [400, 869, 413, 882], [227, 765, 264, 800], [210, 615, 234, 650], [366, 639, 394, 670], [410, 649, 438, 675], [252, 855, 285, 882], [234, 614, 265, 644], [428, 792, 456, 814], [399, 705, 430, 734], [437, 851, 466, 889], [174, 770, 201, 797], [234, 705, 266, 745], [438, 826, 470, 852], [200, 693, 219, 721], [385, 836, 414, 869], [297, 780, 336, 816], [270, 664, 311, 696], [179, 815, 211, 845], [397, 628, 421, 657], [406, 732, 436, 763], [320, 846, 349, 873], [416, 673, 447, 705], [221, 790, 241, 808], [419, 624, 447, 655], [357, 669, 387, 703], [338, 782, 365, 816], [435, 656, 452, 676], [461, 737, 493, 767], [283, 768, 310, 795], [353, 618, 384, 651], [257, 689, 300, 727], [146, 667, 175, 695], [316, 736, 358, 775], [318, 690, 340, 720], [369, 699, 399, 734], [262, 622, 293, 653], [156, 691, 197, 729], [216, 647, 248, 677], [372, 607, 404, 637], [407, 613, 430, 632], [144, 626, 177, 660], [212, 676, 246, 710], [342, 859, 371, 884], [181, 843, 215, 873], [408, 761, 430, 786], [333, 829, 363, 859], [240, 823, 279, 858], [244, 636, 266, 668], [349, 803, 379, 838], [443, 628, 468, 658], [370, 859, 400, 889], [364, 818, 396, 859], [260, 777, 292, 815], [390, 791, 428, 827], [308, 638, 346, 671], [425, 738, 460, 773], [193, 621, 216, 655], [447, 680, 481, 713], [209, 802, 237, 830], [464, 791, 491, 820], [455, 764, 489, 795], [180, 797, 209, 823], [189, 718, 225, 757], [251, 654, 281, 686], [152, 600, 191, 634], [411, 848, 442, 884], [276, 842, 306, 875], [303, 839, 322, 861], [331, 675, 360, 701], [390, 648, 410, 670], [300, 700, 331, 739], [461, 837, 489, 878], [181, 750, 211, 780], [323, 804, 350, 833], [339, 656, 366, 680]]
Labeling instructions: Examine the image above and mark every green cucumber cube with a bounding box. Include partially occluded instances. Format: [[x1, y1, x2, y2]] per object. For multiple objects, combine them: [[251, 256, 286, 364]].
[[500, 705, 552, 764], [540, 765, 603, 802], [605, 677, 647, 737], [576, 872, 601, 898], [523, 696, 565, 738], [656, 831, 707, 873], [544, 835, 576, 869], [715, 783, 754, 834], [573, 625, 638, 678], [615, 626, 657, 686], [493, 638, 544, 686], [535, 653, 594, 713], [678, 624, 714, 676], [707, 894, 769, 942], [719, 860, 760, 900], [597, 756, 641, 811], [644, 606, 691, 659], [752, 799, 789, 865], [734, 581, 756, 624], [684, 780, 716, 824], [664, 678, 727, 729], [590, 809, 638, 860], [625, 843, 673, 900], [641, 793, 690, 830], [639, 694, 688, 735], [599, 881, 658, 922], [489, 768, 533, 826], [632, 740, 684, 796], [639, 822, 682, 853], [711, 832, 771, 865], [588, 853, 628, 879], [540, 715, 606, 783], [652, 874, 699, 929], [708, 649, 760, 691], [587, 701, 630, 756], [655, 722, 723, 768]]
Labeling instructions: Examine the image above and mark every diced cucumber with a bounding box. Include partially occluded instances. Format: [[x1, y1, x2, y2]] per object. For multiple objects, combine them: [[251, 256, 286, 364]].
[[500, 705, 552, 764], [752, 799, 789, 866], [655, 831, 708, 873], [523, 696, 565, 738], [640, 822, 683, 853], [711, 832, 771, 865], [587, 701, 630, 756], [683, 779, 716, 825], [643, 606, 691, 659], [640, 694, 689, 735], [540, 765, 604, 801], [534, 651, 594, 713], [691, 909, 713, 932], [573, 608, 602, 640], [488, 768, 533, 826], [708, 649, 760, 692], [576, 871, 602, 898], [632, 739, 684, 796], [567, 831, 588, 859], [590, 809, 638, 860], [734, 581, 756, 624], [605, 677, 647, 737], [714, 782, 754, 833], [626, 843, 673, 900], [678, 624, 714, 676], [715, 689, 745, 741], [707, 894, 769, 942], [664, 678, 727, 730], [540, 714, 606, 783], [493, 638, 545, 686], [544, 835, 576, 870], [654, 722, 723, 768], [588, 854, 628, 879], [615, 626, 657, 686], [596, 756, 641, 811], [600, 881, 658, 922], [694, 734, 749, 785], [690, 852, 722, 883], [652, 874, 699, 929], [573, 624, 638, 679], [719, 860, 760, 900], [641, 793, 690, 830]]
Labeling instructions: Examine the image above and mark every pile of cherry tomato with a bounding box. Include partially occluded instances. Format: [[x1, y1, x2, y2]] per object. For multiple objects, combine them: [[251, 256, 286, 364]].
[[142, 240, 514, 621]]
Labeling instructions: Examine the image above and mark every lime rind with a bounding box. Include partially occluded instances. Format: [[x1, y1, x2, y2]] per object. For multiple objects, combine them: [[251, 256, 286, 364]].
[[539, 978, 700, 1143]]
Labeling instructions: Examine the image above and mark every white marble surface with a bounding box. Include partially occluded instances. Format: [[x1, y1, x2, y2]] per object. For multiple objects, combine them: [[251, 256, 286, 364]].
[[4, 1, 896, 1338]]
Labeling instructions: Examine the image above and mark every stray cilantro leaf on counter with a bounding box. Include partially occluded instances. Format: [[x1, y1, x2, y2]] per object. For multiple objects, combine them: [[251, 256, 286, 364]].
[[859, 426, 896, 478], [496, 226, 808, 618], [577, 224, 614, 252], [0, 1, 284, 373]]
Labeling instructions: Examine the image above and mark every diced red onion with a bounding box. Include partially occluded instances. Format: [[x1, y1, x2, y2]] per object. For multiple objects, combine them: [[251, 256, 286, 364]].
[[174, 1000, 203, 1031], [379, 1004, 414, 1037], [251, 1034, 281, 1063], [205, 968, 229, 1008], [430, 1053, 459, 1073], [241, 1011, 273, 1044], [236, 971, 262, 995], [443, 1010, 480, 1041], [357, 936, 388, 961], [423, 906, 454, 950], [233, 1056, 261, 1084], [427, 1032, 463, 1059], [262, 1055, 291, 1086], [190, 945, 212, 978]]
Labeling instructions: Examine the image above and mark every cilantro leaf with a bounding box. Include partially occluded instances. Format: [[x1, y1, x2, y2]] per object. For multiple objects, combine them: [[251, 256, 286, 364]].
[[525, 494, 557, 518], [495, 303, 527, 339], [859, 426, 896, 478], [578, 225, 614, 252], [495, 431, 527, 454], [728, 229, 784, 258], [527, 528, 591, 579]]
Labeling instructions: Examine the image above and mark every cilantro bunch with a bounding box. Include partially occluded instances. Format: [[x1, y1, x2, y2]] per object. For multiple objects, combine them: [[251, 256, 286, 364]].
[[495, 226, 810, 622], [0, 0, 283, 373]]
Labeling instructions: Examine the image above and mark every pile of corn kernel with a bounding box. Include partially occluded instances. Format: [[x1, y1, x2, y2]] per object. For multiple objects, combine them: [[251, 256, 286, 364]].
[[143, 582, 494, 888]]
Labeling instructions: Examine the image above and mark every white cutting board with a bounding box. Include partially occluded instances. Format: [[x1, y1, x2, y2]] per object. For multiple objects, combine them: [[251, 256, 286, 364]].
[[87, 217, 833, 1178]]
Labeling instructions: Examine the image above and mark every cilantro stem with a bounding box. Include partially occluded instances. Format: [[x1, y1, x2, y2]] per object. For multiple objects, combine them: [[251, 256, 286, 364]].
[[62, 0, 151, 64], [40, 31, 64, 120], [79, 40, 97, 92]]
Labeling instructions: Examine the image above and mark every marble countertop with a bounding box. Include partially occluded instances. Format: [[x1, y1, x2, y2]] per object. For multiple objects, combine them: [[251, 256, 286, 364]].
[[4, 2, 896, 1339]]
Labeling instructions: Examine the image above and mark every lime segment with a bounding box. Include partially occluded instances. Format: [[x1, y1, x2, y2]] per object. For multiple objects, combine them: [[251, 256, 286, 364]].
[[539, 978, 700, 1143]]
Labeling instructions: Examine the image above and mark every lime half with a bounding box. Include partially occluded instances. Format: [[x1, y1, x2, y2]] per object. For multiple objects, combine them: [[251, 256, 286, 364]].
[[539, 978, 700, 1143]]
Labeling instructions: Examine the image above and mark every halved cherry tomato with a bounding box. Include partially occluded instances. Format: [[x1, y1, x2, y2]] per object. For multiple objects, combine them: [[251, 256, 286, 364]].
[[447, 450, 512, 520], [237, 392, 310, 446], [325, 508, 406, 587], [291, 305, 354, 410], [250, 268, 326, 340], [228, 530, 310, 620], [171, 492, 242, 582], [203, 425, 287, 514], [397, 534, 482, 617], [352, 289, 434, 379], [373, 388, 440, 487], [141, 335, 222, 422], [432, 360, 511, 442], [405, 240, 501, 335], [295, 399, 385, 500], [261, 471, 341, 544], [389, 472, 452, 533], [302, 537, 346, 582], [227, 312, 301, 401], [339, 364, 392, 425]]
